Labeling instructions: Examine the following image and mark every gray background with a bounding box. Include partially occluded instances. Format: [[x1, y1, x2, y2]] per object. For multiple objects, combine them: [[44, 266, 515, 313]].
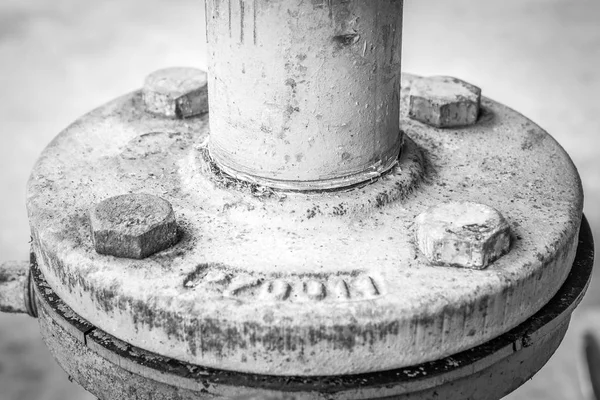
[[0, 0, 599, 399]]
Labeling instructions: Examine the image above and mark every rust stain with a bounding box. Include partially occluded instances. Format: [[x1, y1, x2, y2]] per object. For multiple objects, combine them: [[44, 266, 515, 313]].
[[239, 0, 245, 43], [228, 0, 232, 38], [253, 0, 257, 44]]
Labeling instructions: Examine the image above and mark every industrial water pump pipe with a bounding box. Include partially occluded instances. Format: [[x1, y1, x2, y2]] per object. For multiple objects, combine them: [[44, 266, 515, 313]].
[[0, 1, 594, 399]]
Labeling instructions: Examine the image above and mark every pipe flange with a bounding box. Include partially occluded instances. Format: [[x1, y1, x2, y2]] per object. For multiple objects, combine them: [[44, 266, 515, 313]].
[[27, 73, 584, 375], [33, 216, 594, 399]]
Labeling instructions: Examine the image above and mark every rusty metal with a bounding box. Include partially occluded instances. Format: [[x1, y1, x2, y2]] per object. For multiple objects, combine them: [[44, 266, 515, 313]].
[[206, 0, 404, 190], [0, 260, 37, 317], [32, 216, 594, 399], [415, 201, 511, 269], [408, 75, 482, 128], [89, 193, 179, 259], [143, 67, 209, 119], [24, 262, 38, 318], [25, 72, 584, 376], [0, 0, 594, 398]]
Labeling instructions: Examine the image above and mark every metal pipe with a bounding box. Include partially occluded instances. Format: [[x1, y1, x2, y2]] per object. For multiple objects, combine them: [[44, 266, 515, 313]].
[[0, 260, 36, 317], [206, 0, 404, 190]]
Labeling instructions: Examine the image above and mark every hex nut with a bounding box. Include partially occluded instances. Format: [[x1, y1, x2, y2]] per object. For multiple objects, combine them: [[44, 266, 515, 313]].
[[143, 67, 208, 118], [415, 201, 511, 269], [90, 194, 179, 259], [408, 76, 481, 128]]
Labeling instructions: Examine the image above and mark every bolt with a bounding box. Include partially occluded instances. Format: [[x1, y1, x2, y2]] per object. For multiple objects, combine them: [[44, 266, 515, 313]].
[[415, 201, 511, 269], [408, 76, 481, 128], [143, 67, 208, 118], [89, 194, 179, 259]]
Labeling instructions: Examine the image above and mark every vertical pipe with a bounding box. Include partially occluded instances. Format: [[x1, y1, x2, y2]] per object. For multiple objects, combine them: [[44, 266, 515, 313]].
[[206, 0, 403, 190]]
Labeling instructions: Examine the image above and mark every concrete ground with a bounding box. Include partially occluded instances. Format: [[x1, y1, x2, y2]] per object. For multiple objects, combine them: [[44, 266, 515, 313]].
[[0, 0, 599, 399]]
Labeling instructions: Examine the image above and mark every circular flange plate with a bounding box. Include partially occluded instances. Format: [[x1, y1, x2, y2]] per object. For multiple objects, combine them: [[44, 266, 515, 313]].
[[33, 216, 594, 399], [27, 74, 583, 376]]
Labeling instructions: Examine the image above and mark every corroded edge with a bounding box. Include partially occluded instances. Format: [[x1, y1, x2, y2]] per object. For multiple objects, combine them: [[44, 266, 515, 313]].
[[33, 216, 593, 398], [25, 73, 586, 375]]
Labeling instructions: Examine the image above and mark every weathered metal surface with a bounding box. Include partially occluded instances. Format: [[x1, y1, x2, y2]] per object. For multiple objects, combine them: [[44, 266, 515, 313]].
[[89, 193, 179, 259], [0, 260, 29, 314], [32, 260, 97, 343], [33, 216, 594, 398], [408, 76, 481, 128], [143, 67, 209, 119], [415, 201, 511, 269], [206, 0, 404, 190], [24, 254, 38, 318], [26, 73, 583, 375], [0, 257, 37, 317]]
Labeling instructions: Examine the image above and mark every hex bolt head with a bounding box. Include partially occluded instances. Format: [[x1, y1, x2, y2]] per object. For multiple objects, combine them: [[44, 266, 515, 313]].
[[143, 67, 208, 118], [415, 201, 511, 269], [89, 194, 179, 259], [408, 76, 481, 128]]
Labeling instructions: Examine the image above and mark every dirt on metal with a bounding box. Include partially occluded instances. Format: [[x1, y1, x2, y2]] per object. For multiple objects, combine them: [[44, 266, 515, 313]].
[[206, 0, 404, 190], [26, 74, 583, 376], [32, 216, 594, 399]]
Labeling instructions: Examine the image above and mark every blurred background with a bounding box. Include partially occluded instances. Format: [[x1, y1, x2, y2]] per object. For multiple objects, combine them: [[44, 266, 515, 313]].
[[0, 0, 598, 399]]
